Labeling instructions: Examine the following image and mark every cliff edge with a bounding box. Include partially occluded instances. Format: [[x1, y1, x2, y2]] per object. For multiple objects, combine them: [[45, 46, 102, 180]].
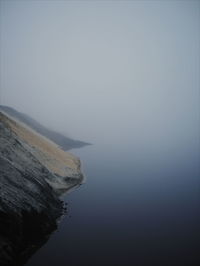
[[0, 110, 84, 265]]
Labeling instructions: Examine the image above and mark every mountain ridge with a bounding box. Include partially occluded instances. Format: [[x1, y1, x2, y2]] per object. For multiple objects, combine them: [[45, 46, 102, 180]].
[[0, 105, 91, 151]]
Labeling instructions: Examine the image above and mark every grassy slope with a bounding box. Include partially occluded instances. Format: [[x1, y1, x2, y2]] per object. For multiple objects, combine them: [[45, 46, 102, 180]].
[[0, 111, 81, 178], [0, 105, 91, 150]]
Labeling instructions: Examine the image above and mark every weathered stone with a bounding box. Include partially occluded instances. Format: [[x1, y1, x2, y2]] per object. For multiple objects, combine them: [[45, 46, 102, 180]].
[[0, 110, 83, 265]]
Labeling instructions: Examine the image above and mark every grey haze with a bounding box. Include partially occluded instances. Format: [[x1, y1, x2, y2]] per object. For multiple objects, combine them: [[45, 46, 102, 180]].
[[0, 0, 199, 158]]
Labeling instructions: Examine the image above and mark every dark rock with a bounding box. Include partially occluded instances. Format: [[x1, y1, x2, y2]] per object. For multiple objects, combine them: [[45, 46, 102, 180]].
[[0, 111, 83, 265]]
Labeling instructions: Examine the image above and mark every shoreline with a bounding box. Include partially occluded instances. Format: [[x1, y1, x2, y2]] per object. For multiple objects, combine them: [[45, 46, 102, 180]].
[[0, 110, 86, 266]]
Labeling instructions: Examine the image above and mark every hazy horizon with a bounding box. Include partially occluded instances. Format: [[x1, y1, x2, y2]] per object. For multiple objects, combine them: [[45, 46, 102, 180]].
[[0, 0, 199, 156]]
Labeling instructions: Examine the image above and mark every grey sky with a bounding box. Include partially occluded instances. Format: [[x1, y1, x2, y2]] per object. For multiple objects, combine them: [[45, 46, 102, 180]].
[[0, 0, 199, 155]]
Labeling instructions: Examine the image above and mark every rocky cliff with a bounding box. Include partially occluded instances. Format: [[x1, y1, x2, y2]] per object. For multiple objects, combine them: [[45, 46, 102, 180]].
[[0, 110, 84, 265]]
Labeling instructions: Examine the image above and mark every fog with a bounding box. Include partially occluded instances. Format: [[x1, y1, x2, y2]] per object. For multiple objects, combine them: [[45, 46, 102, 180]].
[[0, 0, 199, 157]]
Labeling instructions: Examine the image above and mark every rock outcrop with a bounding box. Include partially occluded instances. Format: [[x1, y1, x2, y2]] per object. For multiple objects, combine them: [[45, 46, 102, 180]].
[[0, 110, 84, 265]]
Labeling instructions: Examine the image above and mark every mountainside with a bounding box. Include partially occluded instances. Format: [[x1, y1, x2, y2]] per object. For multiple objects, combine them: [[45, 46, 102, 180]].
[[0, 105, 91, 150], [0, 110, 84, 265]]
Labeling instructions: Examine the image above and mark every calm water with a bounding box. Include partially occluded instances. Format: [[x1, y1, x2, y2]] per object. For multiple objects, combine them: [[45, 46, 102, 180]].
[[26, 143, 200, 266]]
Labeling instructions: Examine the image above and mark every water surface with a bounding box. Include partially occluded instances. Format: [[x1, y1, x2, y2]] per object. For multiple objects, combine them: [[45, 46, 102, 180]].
[[26, 143, 200, 266]]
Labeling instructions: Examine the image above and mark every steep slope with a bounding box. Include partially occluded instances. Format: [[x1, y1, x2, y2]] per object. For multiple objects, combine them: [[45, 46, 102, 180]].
[[0, 111, 83, 193], [0, 111, 84, 265], [0, 105, 91, 150]]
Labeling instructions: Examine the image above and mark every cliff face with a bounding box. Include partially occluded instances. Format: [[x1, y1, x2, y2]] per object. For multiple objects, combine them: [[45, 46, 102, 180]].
[[0, 111, 83, 265]]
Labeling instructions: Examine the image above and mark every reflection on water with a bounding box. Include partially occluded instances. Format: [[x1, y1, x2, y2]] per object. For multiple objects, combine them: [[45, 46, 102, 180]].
[[26, 143, 200, 266]]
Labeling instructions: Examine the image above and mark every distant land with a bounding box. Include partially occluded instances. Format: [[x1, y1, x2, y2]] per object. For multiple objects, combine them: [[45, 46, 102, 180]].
[[0, 105, 91, 150]]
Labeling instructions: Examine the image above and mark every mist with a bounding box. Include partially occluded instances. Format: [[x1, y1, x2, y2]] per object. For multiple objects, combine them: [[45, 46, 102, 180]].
[[1, 2, 200, 265], [0, 0, 199, 157]]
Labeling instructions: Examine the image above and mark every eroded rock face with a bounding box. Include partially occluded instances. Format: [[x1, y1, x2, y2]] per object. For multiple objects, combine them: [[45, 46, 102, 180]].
[[0, 111, 83, 265]]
